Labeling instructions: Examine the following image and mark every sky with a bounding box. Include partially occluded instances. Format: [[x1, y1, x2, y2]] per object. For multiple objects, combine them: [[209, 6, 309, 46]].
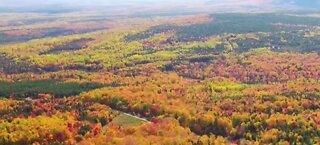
[[0, 0, 200, 7], [0, 0, 320, 13]]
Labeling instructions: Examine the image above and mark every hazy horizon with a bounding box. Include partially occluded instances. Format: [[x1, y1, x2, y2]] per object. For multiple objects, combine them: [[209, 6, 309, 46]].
[[1, 0, 320, 14]]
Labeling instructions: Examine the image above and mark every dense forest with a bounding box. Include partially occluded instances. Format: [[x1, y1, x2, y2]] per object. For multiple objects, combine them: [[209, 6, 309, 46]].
[[0, 12, 319, 145]]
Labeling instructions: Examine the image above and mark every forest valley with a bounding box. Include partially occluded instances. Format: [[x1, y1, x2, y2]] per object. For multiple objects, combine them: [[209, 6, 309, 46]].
[[0, 12, 319, 145]]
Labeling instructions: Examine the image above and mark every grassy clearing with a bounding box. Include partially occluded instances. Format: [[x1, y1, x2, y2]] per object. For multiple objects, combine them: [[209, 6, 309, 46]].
[[111, 113, 147, 128]]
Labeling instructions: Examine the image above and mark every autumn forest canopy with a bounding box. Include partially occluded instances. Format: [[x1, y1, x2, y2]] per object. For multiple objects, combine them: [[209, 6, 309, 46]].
[[0, 0, 320, 145]]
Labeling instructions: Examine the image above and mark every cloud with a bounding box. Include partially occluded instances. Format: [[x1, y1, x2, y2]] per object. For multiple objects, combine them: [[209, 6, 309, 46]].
[[205, 0, 275, 6], [238, 0, 275, 6]]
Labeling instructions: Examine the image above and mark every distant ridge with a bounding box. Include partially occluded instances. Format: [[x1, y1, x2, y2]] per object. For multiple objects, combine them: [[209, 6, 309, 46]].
[[1, 0, 320, 13]]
